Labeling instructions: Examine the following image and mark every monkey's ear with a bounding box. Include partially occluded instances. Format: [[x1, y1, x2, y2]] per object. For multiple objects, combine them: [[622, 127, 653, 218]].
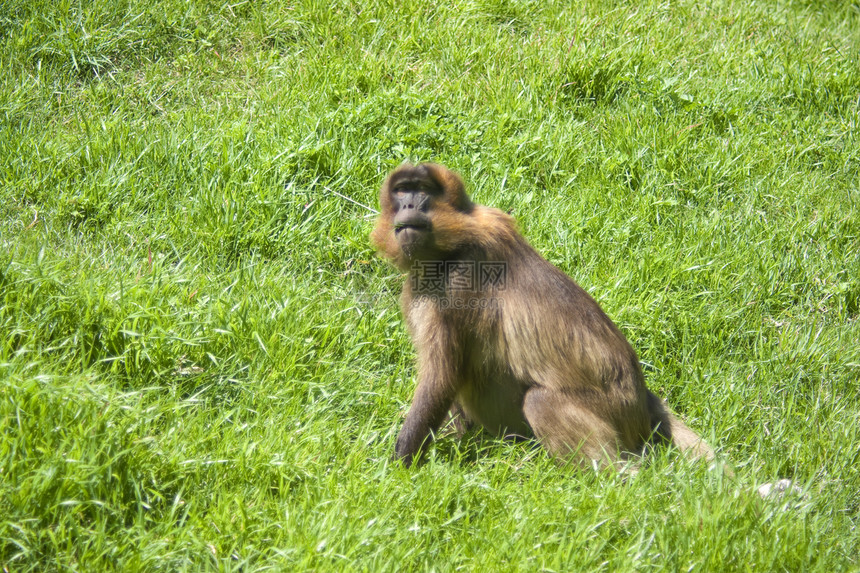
[[421, 164, 473, 211]]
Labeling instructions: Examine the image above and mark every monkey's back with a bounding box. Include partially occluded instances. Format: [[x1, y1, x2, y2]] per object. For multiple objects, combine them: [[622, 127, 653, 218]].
[[479, 223, 654, 449]]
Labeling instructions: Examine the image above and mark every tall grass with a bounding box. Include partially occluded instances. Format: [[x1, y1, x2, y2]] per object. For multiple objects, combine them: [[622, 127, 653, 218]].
[[1, 0, 859, 570]]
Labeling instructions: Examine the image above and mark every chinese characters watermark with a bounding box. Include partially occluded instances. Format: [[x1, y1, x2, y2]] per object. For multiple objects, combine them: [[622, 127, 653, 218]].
[[410, 260, 507, 293]]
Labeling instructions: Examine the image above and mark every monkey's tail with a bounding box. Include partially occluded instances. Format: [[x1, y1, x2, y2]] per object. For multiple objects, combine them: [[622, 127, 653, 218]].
[[646, 391, 715, 462]]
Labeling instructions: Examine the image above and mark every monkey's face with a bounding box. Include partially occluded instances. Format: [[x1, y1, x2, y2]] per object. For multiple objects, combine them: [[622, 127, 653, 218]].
[[372, 163, 475, 269], [391, 178, 436, 258]]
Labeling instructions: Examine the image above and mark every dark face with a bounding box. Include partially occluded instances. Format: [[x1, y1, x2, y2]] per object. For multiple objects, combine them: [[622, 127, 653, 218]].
[[389, 170, 439, 258]]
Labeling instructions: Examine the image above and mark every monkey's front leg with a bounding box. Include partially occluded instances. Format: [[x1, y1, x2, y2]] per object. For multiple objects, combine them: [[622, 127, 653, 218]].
[[394, 385, 456, 466], [394, 341, 460, 467]]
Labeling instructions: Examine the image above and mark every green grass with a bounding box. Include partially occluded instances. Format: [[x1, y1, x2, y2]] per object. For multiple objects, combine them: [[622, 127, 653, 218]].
[[1, 0, 859, 570]]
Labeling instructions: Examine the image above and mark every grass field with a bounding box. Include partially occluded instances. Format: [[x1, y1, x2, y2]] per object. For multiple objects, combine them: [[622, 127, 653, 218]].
[[1, 0, 859, 570]]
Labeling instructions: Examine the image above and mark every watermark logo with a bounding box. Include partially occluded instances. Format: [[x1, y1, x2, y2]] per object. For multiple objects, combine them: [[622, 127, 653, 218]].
[[479, 262, 507, 291], [410, 260, 508, 293], [410, 295, 504, 310], [410, 261, 446, 292]]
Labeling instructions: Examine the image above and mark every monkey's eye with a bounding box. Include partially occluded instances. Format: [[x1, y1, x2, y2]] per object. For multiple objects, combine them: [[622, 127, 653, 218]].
[[392, 181, 440, 195]]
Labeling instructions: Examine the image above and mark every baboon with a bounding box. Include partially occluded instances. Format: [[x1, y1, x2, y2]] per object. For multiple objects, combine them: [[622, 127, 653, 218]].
[[371, 163, 714, 468]]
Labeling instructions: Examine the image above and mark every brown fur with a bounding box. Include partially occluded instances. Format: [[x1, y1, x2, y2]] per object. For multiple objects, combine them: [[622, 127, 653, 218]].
[[372, 163, 715, 468]]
